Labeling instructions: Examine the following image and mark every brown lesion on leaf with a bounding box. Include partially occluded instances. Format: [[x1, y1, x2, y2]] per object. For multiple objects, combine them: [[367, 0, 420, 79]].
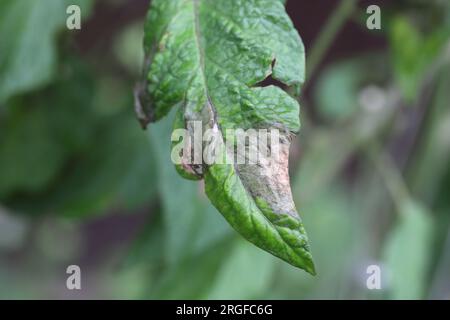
[[237, 132, 299, 219], [134, 81, 153, 129]]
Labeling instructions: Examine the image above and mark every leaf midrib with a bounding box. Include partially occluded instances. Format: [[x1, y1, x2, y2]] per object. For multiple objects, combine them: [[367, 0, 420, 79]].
[[191, 0, 305, 266], [192, 0, 214, 113]]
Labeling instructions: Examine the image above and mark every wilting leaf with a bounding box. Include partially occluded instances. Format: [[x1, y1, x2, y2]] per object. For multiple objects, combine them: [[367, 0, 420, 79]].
[[137, 0, 314, 273]]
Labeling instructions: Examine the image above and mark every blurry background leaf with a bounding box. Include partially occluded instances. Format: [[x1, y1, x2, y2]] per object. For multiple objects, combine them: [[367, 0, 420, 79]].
[[409, 63, 450, 204], [148, 238, 233, 299], [148, 110, 231, 264], [0, 58, 157, 217], [114, 22, 145, 76], [389, 14, 449, 102], [383, 200, 434, 300], [294, 96, 398, 203], [0, 59, 94, 199], [0, 0, 93, 103], [207, 238, 276, 299], [314, 54, 387, 122]]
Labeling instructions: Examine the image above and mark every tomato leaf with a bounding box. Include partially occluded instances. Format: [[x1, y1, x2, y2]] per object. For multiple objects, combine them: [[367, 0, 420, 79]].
[[137, 0, 314, 274]]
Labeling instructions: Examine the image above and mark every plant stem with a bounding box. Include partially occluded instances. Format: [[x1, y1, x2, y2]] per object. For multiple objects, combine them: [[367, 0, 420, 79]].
[[306, 0, 359, 81], [366, 145, 411, 214]]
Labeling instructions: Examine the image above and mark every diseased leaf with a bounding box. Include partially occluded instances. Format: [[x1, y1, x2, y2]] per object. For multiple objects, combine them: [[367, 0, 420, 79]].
[[137, 0, 314, 273]]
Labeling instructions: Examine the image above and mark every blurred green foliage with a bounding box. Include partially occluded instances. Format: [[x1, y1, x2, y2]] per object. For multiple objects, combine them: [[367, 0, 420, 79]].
[[0, 0, 449, 299], [0, 0, 93, 103]]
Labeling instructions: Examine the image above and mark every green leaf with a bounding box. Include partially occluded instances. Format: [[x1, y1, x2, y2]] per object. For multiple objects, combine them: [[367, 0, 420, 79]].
[[383, 200, 434, 299], [410, 64, 450, 203], [0, 59, 157, 217], [114, 22, 145, 76], [149, 238, 234, 299], [314, 55, 388, 122], [123, 211, 165, 270], [138, 0, 314, 273], [389, 15, 449, 102], [143, 237, 235, 299], [270, 187, 356, 299], [48, 115, 157, 217], [0, 102, 68, 198], [207, 238, 276, 299], [0, 60, 96, 199], [0, 0, 92, 103]]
